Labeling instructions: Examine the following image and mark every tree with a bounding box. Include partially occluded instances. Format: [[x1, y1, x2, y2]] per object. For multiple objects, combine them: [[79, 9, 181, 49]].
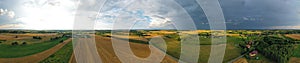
[[256, 36, 294, 63], [33, 36, 42, 40], [11, 42, 19, 45], [22, 42, 27, 45], [60, 40, 64, 43]]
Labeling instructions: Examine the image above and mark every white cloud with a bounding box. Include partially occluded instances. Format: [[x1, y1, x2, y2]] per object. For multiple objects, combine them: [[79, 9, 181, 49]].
[[149, 16, 172, 27], [93, 0, 195, 30], [0, 9, 5, 15], [0, 8, 15, 18], [0, 24, 25, 29], [13, 0, 79, 30], [7, 11, 15, 18], [271, 25, 300, 29]]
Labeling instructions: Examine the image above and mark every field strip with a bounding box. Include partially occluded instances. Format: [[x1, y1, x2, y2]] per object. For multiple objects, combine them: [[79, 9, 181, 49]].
[[70, 36, 177, 63], [285, 34, 300, 40], [0, 38, 72, 63], [69, 53, 75, 63], [98, 36, 177, 63]]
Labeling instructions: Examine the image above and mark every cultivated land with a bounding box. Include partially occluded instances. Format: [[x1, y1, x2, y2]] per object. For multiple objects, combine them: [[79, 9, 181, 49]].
[[40, 41, 73, 63], [100, 30, 242, 63], [97, 30, 300, 63], [285, 34, 300, 40], [285, 34, 300, 63], [1, 30, 300, 63], [96, 35, 176, 63], [0, 36, 68, 58], [0, 33, 60, 44], [0, 38, 71, 63]]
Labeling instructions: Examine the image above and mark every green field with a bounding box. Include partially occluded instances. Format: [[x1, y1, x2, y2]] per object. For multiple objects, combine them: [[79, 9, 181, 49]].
[[97, 30, 300, 63], [223, 37, 243, 62], [153, 35, 243, 63], [40, 41, 73, 63], [0, 37, 68, 58], [293, 45, 300, 58]]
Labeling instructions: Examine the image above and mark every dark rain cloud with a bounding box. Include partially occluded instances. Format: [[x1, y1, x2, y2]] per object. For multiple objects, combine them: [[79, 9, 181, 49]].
[[176, 0, 300, 29]]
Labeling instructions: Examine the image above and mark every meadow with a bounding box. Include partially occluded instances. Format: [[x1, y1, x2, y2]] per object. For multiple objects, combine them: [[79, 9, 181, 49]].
[[104, 30, 300, 63], [40, 41, 73, 63], [0, 36, 68, 58], [106, 30, 243, 63]]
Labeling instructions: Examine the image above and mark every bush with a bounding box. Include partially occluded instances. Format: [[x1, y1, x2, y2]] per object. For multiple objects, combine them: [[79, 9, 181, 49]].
[[22, 42, 27, 45], [33, 36, 42, 40], [59, 40, 64, 43], [11, 42, 19, 45]]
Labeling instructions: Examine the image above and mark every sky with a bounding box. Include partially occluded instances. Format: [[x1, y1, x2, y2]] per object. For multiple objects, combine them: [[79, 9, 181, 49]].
[[0, 0, 300, 30]]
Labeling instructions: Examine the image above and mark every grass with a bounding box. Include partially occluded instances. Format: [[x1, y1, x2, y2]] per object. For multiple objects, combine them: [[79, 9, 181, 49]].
[[153, 36, 242, 63], [293, 45, 300, 58], [247, 54, 274, 63], [111, 33, 243, 63], [199, 37, 212, 45], [0, 37, 68, 58], [40, 41, 73, 63], [223, 37, 243, 62]]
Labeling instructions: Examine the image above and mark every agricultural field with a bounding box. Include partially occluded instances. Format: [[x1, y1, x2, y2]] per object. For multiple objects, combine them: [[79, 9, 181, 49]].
[[0, 30, 72, 63], [0, 34, 68, 58], [1, 30, 300, 63], [97, 30, 243, 63], [0, 33, 60, 45], [96, 30, 300, 63], [40, 41, 73, 63]]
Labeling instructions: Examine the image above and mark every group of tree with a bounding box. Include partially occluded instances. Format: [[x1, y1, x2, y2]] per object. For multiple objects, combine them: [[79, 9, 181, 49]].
[[33, 36, 42, 40], [256, 36, 295, 63], [0, 40, 6, 44], [11, 42, 19, 45], [130, 30, 147, 37], [165, 34, 181, 41], [50, 36, 62, 40], [60, 40, 64, 43], [11, 42, 27, 46], [198, 32, 211, 37]]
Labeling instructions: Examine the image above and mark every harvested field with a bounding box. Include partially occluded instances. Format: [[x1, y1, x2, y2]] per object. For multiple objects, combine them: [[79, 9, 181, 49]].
[[95, 36, 177, 63], [233, 58, 248, 63], [289, 57, 300, 63], [285, 34, 300, 40]]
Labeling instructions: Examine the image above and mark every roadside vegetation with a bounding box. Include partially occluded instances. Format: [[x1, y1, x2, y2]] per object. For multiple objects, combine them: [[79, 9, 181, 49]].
[[40, 41, 73, 63]]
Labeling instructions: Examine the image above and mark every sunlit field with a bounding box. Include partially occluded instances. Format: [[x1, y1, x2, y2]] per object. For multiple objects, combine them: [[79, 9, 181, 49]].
[[96, 30, 300, 63], [0, 30, 300, 63]]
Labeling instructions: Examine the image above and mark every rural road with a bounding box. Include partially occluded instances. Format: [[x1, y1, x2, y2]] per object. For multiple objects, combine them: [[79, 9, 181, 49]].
[[70, 35, 177, 63], [73, 36, 102, 63], [0, 38, 72, 63]]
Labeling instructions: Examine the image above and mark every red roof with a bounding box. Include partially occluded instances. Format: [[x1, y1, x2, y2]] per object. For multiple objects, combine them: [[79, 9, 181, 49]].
[[250, 50, 258, 54]]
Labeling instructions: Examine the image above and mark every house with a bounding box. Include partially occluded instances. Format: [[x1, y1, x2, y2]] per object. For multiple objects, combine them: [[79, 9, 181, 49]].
[[246, 45, 251, 48], [249, 50, 258, 57], [246, 41, 253, 48]]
